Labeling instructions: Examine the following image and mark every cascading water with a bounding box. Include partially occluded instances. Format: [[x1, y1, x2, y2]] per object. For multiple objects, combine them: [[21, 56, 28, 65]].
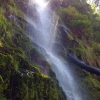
[[27, 0, 92, 100]]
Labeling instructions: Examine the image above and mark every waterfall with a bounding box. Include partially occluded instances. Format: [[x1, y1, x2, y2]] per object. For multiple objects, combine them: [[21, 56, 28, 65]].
[[27, 0, 92, 100]]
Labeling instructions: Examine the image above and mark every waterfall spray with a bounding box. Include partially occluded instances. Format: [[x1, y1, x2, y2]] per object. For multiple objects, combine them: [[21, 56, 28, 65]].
[[27, 0, 92, 100]]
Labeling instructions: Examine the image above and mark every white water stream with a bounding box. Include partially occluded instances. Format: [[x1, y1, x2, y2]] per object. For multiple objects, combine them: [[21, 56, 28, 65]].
[[27, 0, 92, 100]]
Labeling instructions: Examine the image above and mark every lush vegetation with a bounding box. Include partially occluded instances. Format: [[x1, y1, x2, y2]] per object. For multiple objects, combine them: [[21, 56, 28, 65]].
[[56, 0, 100, 99], [58, 0, 100, 66], [0, 0, 66, 100], [1, 0, 100, 100]]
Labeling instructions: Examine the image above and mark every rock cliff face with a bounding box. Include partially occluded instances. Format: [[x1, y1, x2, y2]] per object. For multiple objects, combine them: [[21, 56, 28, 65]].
[[56, 23, 100, 100], [1, 0, 100, 100], [53, 0, 100, 99], [0, 0, 66, 100]]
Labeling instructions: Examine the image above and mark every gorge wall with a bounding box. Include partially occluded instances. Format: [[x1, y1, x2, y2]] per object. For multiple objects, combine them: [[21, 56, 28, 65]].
[[0, 0, 100, 100]]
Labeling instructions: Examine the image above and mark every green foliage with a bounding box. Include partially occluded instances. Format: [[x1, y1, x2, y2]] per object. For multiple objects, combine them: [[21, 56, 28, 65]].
[[92, 20, 100, 32], [59, 6, 88, 21], [59, 1, 100, 99], [0, 1, 63, 100], [70, 20, 91, 29], [58, 1, 100, 40], [84, 74, 100, 100], [74, 40, 91, 56], [0, 7, 4, 14], [4, 70, 59, 100], [0, 94, 7, 100], [58, 6, 93, 38], [58, 0, 100, 100], [58, 7, 67, 22], [7, 3, 24, 17], [0, 53, 16, 99], [0, 53, 18, 74], [0, 13, 8, 32]]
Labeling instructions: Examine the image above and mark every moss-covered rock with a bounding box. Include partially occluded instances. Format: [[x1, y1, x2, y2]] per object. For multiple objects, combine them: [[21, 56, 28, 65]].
[[0, 0, 67, 100], [0, 49, 61, 100], [3, 70, 60, 100], [57, 21, 100, 100]]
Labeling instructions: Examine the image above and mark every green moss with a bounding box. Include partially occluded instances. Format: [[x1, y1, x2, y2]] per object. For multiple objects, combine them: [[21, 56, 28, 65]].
[[83, 74, 100, 100], [0, 94, 7, 100], [3, 70, 59, 100], [0, 0, 66, 100], [0, 50, 60, 100]]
